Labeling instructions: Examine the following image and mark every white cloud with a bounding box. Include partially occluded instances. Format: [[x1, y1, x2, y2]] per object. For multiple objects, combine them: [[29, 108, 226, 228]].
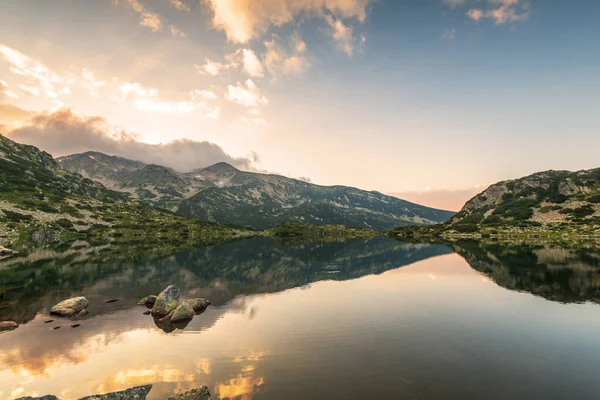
[[170, 0, 191, 12], [202, 0, 374, 43], [242, 49, 264, 78], [325, 15, 356, 56], [81, 68, 105, 96], [226, 79, 267, 108], [0, 45, 71, 100], [195, 58, 235, 76], [190, 89, 218, 100], [170, 25, 187, 37], [464, 0, 530, 24], [264, 34, 311, 77], [140, 12, 162, 31]]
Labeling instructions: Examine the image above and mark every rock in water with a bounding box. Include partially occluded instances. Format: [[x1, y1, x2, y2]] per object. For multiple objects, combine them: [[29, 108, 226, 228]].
[[76, 308, 89, 317], [185, 298, 211, 313], [152, 285, 180, 316], [138, 295, 157, 307], [79, 384, 153, 400], [50, 296, 89, 317], [168, 385, 212, 400], [171, 302, 194, 323], [105, 298, 120, 303], [0, 321, 17, 331]]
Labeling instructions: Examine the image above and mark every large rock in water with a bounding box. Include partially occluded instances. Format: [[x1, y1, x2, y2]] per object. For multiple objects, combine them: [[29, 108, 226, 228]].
[[170, 302, 194, 323], [79, 384, 153, 400], [50, 297, 89, 317], [152, 285, 181, 316], [0, 321, 18, 331], [185, 298, 211, 313]]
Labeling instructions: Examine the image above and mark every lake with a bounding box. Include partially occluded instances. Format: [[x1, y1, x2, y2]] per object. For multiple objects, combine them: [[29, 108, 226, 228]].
[[1, 237, 600, 399]]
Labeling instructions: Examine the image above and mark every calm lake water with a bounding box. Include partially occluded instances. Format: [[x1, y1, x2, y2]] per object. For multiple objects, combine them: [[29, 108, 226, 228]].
[[1, 237, 600, 399]]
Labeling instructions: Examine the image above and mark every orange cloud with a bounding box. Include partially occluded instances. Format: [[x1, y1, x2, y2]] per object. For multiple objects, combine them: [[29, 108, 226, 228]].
[[202, 0, 374, 43]]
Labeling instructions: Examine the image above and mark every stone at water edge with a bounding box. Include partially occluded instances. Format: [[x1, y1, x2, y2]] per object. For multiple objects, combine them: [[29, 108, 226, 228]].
[[76, 308, 89, 317], [105, 298, 120, 303], [50, 296, 89, 317], [0, 321, 17, 331], [137, 295, 157, 307], [185, 298, 211, 313], [151, 285, 181, 316], [171, 301, 195, 323]]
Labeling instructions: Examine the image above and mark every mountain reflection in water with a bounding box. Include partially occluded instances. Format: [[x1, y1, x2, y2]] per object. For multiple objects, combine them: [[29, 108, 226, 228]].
[[0, 237, 600, 400]]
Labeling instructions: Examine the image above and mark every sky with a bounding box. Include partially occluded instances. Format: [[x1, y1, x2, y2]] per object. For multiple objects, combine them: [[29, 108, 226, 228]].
[[0, 0, 599, 211]]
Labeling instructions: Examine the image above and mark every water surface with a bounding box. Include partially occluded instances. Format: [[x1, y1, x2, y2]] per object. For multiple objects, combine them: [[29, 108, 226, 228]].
[[1, 238, 599, 399]]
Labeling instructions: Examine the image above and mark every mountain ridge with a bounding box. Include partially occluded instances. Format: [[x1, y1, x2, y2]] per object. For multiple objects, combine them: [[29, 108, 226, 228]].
[[57, 151, 454, 230]]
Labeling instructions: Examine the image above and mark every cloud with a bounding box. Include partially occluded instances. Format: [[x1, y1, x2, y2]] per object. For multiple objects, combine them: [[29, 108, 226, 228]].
[[441, 28, 456, 40], [202, 0, 374, 43], [170, 0, 191, 12], [195, 58, 235, 76], [0, 104, 35, 126], [0, 45, 71, 100], [5, 108, 255, 171], [226, 79, 268, 108], [264, 34, 311, 77], [169, 25, 187, 37], [117, 81, 219, 116], [140, 12, 163, 31], [242, 49, 264, 77], [325, 15, 357, 56], [465, 0, 530, 24], [389, 185, 487, 211]]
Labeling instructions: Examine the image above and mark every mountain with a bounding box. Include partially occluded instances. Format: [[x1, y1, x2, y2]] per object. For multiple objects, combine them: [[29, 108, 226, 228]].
[[389, 168, 600, 239], [0, 134, 244, 246], [179, 163, 454, 230], [58, 153, 455, 230], [57, 152, 214, 209], [450, 169, 600, 231]]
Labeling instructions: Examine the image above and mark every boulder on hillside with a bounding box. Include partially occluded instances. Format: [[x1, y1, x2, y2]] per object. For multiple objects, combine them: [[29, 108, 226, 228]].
[[171, 302, 194, 323], [50, 297, 89, 317], [152, 285, 180, 316], [185, 298, 211, 314]]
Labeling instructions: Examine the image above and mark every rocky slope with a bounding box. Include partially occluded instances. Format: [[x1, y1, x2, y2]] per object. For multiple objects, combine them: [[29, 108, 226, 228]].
[[58, 153, 454, 230], [179, 163, 454, 230], [0, 134, 245, 246], [450, 169, 600, 232], [57, 152, 214, 209]]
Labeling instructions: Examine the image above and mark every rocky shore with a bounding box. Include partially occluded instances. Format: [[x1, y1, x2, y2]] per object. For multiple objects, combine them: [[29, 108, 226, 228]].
[[15, 384, 211, 400]]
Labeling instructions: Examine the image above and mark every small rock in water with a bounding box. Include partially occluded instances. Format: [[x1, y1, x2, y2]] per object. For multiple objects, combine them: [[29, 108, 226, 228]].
[[105, 298, 120, 303], [51, 326, 61, 330], [0, 321, 18, 331], [171, 302, 195, 323], [44, 319, 54, 324], [143, 310, 152, 315], [71, 323, 81, 328], [138, 295, 157, 307], [78, 384, 153, 400], [50, 296, 89, 317], [152, 285, 181, 317], [186, 298, 211, 313], [76, 308, 89, 317]]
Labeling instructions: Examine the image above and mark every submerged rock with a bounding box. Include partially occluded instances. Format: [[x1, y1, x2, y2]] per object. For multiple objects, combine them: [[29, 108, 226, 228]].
[[185, 298, 211, 314], [0, 321, 17, 331], [71, 324, 81, 328], [50, 296, 89, 317], [76, 309, 89, 317], [44, 319, 54, 324], [105, 298, 120, 303], [168, 385, 212, 400], [152, 285, 180, 316], [79, 384, 153, 400], [143, 310, 151, 315], [51, 326, 61, 330], [138, 295, 157, 307], [171, 302, 194, 323]]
